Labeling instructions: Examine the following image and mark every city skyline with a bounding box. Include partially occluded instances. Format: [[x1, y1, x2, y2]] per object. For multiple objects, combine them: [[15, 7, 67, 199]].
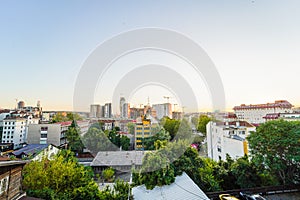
[[1, 1, 300, 111]]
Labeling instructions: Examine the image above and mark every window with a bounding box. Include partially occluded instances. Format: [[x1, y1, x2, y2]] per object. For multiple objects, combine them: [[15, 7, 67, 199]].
[[8, 131, 10, 134], [3, 136, 5, 138], [12, 122, 14, 125], [8, 127, 10, 129], [12, 127, 14, 129], [11, 136, 13, 139], [3, 131, 6, 134], [11, 131, 14, 134], [41, 127, 48, 131], [4, 127, 6, 129], [41, 134, 47, 138], [217, 146, 222, 152], [21, 130, 22, 133], [20, 135, 22, 137], [5, 122, 7, 125]]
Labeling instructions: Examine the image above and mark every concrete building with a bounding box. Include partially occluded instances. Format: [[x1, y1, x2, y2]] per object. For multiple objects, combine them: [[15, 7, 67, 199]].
[[121, 103, 130, 118], [233, 100, 293, 124], [27, 121, 90, 147], [152, 103, 172, 120], [104, 103, 112, 118], [135, 116, 151, 150], [90, 104, 101, 118], [206, 121, 256, 161], [120, 97, 126, 116], [1, 117, 27, 149], [263, 112, 300, 122], [130, 107, 144, 120]]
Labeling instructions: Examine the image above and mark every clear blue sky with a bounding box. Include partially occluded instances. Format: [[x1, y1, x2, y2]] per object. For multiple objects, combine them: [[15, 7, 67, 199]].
[[1, 0, 300, 112]]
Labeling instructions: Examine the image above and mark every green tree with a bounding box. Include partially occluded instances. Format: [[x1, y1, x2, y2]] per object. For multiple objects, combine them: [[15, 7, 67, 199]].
[[23, 150, 101, 200], [127, 122, 135, 135], [102, 167, 115, 182], [230, 156, 261, 188], [197, 115, 212, 133], [82, 127, 118, 154], [191, 115, 199, 127], [66, 120, 84, 153], [162, 117, 180, 140], [247, 119, 300, 185], [108, 129, 130, 150]]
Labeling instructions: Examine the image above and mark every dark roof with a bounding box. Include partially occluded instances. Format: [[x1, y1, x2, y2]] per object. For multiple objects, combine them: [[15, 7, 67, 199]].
[[91, 151, 147, 167], [12, 144, 48, 157]]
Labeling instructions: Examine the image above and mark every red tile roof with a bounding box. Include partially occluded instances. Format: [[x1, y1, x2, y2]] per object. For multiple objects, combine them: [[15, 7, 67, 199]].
[[233, 100, 293, 110]]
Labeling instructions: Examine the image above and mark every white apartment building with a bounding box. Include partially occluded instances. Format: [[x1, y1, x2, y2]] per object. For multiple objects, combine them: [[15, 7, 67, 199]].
[[206, 121, 256, 161], [2, 117, 27, 149], [233, 100, 293, 124], [152, 103, 172, 120], [263, 112, 300, 122]]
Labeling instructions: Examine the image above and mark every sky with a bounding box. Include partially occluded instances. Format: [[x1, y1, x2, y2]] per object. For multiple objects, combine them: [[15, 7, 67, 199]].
[[1, 0, 300, 113]]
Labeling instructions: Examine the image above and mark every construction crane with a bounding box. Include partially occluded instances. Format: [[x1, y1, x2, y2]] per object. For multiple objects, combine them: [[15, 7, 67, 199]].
[[163, 96, 171, 104]]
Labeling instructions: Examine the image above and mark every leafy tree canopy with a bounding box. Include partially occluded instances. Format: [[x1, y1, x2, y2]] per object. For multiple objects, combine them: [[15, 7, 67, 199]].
[[197, 114, 212, 134], [247, 119, 300, 185]]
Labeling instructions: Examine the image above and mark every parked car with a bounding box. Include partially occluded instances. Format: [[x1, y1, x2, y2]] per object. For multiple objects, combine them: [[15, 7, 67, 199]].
[[219, 194, 240, 200], [239, 191, 267, 200]]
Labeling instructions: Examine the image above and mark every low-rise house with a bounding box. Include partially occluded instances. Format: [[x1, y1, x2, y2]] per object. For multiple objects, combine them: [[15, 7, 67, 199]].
[[91, 151, 146, 174], [0, 160, 27, 200], [12, 144, 59, 161]]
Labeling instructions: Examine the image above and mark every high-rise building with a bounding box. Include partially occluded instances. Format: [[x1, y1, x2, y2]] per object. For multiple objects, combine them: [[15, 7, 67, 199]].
[[152, 103, 172, 119], [104, 103, 112, 118], [233, 100, 293, 124], [120, 97, 125, 116], [121, 103, 130, 119], [90, 104, 101, 118]]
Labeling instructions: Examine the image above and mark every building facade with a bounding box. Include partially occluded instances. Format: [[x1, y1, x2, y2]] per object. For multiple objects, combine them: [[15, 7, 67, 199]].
[[1, 117, 27, 149], [233, 100, 293, 124], [206, 121, 256, 161], [27, 121, 89, 147], [135, 117, 151, 150], [152, 103, 172, 120], [90, 104, 101, 118]]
